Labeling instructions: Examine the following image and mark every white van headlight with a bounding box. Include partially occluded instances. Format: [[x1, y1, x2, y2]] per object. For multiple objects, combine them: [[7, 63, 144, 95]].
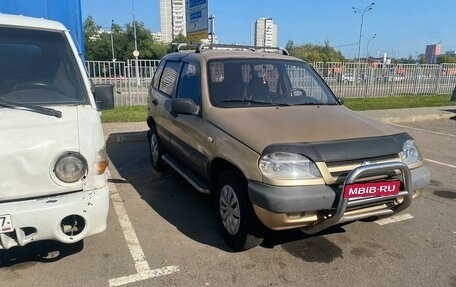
[[259, 152, 321, 180], [54, 153, 87, 183], [401, 139, 422, 165]]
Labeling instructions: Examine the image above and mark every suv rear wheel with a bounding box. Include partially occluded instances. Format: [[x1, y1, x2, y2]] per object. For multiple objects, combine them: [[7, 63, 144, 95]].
[[148, 128, 167, 172], [215, 169, 264, 251]]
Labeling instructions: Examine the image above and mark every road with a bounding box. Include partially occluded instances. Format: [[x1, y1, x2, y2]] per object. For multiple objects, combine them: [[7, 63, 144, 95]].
[[1, 118, 455, 287]]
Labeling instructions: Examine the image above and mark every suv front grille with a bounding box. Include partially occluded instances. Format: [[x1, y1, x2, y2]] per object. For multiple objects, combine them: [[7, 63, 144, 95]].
[[321, 154, 401, 184]]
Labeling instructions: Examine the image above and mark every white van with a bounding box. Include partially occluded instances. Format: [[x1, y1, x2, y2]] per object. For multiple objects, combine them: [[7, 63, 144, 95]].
[[0, 14, 114, 249]]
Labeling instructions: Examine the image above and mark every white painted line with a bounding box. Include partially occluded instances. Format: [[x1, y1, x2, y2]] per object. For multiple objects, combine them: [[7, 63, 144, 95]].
[[390, 123, 456, 138], [375, 213, 414, 226], [424, 158, 456, 169], [109, 266, 180, 287], [107, 170, 179, 286]]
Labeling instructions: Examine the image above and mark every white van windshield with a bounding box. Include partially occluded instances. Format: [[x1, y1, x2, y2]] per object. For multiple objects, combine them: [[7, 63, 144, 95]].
[[0, 27, 88, 105]]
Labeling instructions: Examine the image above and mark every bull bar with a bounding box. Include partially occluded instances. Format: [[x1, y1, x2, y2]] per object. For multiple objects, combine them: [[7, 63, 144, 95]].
[[302, 162, 412, 234]]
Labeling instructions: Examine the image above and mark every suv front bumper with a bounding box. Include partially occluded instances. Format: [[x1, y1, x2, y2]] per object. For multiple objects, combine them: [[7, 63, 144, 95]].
[[248, 163, 430, 231]]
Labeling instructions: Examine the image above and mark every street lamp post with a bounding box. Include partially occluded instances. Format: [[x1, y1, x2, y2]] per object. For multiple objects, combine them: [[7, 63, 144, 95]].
[[132, 0, 140, 86], [209, 15, 215, 44], [353, 2, 375, 65], [366, 34, 376, 62], [110, 20, 116, 62]]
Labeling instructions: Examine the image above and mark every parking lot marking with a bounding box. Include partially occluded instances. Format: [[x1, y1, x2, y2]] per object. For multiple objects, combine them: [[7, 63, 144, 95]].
[[109, 266, 180, 287], [374, 213, 414, 226], [390, 123, 456, 138], [107, 171, 179, 286], [424, 158, 456, 169]]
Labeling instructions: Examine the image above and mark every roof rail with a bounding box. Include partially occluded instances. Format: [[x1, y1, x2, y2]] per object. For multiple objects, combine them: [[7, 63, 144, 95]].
[[195, 43, 289, 55], [173, 43, 200, 52]]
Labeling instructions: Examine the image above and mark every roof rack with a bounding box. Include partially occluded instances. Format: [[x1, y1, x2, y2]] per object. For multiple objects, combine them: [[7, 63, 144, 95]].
[[174, 43, 200, 52], [195, 43, 289, 55]]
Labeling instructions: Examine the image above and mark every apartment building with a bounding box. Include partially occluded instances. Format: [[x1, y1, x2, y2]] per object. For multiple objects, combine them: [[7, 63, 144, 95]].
[[160, 0, 186, 43], [425, 43, 441, 64], [254, 17, 277, 47]]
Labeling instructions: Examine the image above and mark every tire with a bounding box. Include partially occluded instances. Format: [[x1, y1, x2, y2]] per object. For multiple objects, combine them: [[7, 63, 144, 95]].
[[147, 128, 168, 172], [215, 169, 264, 251]]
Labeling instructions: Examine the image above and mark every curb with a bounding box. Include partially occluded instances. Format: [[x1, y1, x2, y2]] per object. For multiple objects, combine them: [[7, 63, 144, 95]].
[[105, 131, 147, 144], [359, 112, 455, 124]]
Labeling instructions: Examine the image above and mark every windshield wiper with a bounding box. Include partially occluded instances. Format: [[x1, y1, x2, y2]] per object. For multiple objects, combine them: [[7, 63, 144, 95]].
[[219, 99, 270, 104], [293, 102, 325, 106], [0, 97, 62, 118], [219, 99, 291, 106]]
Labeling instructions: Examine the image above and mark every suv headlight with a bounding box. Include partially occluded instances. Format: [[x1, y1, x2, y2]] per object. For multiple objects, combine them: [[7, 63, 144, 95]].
[[259, 152, 321, 180], [401, 139, 422, 165], [54, 152, 87, 183]]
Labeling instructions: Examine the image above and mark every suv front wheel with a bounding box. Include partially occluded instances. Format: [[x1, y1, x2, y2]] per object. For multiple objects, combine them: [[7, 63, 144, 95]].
[[215, 169, 264, 251]]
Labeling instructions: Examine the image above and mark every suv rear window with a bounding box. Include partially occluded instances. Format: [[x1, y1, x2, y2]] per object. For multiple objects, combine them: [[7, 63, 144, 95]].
[[208, 59, 337, 108]]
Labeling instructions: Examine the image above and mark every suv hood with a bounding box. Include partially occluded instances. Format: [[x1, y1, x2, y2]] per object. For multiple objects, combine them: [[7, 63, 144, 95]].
[[0, 106, 90, 201], [206, 105, 401, 154]]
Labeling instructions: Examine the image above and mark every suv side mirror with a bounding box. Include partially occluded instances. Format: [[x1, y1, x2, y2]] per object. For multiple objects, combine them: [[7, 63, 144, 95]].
[[94, 84, 115, 110], [337, 96, 345, 105], [172, 98, 200, 116]]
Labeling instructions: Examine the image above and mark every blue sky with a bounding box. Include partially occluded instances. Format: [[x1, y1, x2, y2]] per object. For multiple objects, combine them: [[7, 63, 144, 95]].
[[82, 0, 456, 59]]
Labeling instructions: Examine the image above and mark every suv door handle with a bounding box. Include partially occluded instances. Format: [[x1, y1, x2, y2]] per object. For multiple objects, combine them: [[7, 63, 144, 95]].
[[151, 98, 158, 106]]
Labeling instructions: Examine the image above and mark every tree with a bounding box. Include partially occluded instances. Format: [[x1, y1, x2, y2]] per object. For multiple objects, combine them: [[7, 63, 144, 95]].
[[173, 33, 188, 44], [417, 54, 427, 64], [437, 54, 456, 64], [83, 17, 168, 61], [285, 40, 294, 54], [287, 41, 345, 63], [84, 16, 108, 60]]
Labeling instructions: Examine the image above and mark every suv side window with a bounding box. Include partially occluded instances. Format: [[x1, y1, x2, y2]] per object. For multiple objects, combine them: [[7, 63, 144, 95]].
[[158, 61, 180, 96], [176, 62, 201, 105], [152, 60, 166, 89]]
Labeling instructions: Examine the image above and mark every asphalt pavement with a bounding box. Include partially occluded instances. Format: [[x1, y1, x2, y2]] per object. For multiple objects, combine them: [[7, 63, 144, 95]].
[[102, 105, 456, 142]]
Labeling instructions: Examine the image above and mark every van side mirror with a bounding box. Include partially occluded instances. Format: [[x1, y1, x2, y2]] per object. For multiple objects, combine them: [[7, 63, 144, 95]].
[[94, 84, 115, 110], [171, 98, 200, 116]]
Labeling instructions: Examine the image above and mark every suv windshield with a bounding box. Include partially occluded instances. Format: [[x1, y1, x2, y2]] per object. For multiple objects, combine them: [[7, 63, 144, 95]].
[[0, 26, 87, 105], [208, 59, 338, 108]]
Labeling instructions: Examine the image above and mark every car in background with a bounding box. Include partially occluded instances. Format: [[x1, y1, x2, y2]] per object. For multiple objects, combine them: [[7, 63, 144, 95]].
[[341, 73, 357, 83]]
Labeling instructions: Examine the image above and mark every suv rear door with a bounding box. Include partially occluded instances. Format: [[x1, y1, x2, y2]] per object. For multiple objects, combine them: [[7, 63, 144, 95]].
[[149, 59, 180, 147]]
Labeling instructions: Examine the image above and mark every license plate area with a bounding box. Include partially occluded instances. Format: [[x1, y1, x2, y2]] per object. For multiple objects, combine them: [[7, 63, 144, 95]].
[[0, 214, 13, 234], [344, 180, 401, 199]]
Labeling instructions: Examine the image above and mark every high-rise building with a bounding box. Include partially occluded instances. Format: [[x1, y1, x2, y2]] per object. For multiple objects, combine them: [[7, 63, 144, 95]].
[[425, 43, 441, 64], [160, 0, 186, 43], [254, 17, 277, 47]]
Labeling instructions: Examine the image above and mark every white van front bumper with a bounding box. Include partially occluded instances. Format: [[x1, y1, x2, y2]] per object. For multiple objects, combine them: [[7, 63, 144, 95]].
[[0, 185, 109, 249]]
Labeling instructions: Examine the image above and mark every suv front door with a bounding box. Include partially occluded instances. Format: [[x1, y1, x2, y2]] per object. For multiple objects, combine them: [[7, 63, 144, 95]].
[[170, 61, 207, 177]]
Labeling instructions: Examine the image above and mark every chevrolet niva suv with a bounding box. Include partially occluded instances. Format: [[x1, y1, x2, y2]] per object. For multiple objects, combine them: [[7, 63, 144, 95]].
[[146, 43, 430, 251]]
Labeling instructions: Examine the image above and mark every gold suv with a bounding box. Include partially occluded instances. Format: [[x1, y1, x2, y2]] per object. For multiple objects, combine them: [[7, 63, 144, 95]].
[[147, 43, 430, 251]]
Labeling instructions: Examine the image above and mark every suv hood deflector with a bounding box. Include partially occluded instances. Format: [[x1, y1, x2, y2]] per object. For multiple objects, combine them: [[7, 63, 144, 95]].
[[262, 132, 411, 162]]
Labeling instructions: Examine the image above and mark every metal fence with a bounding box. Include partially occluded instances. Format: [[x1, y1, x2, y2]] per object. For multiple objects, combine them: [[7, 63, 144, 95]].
[[86, 60, 456, 106], [86, 59, 160, 106], [312, 62, 456, 98]]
